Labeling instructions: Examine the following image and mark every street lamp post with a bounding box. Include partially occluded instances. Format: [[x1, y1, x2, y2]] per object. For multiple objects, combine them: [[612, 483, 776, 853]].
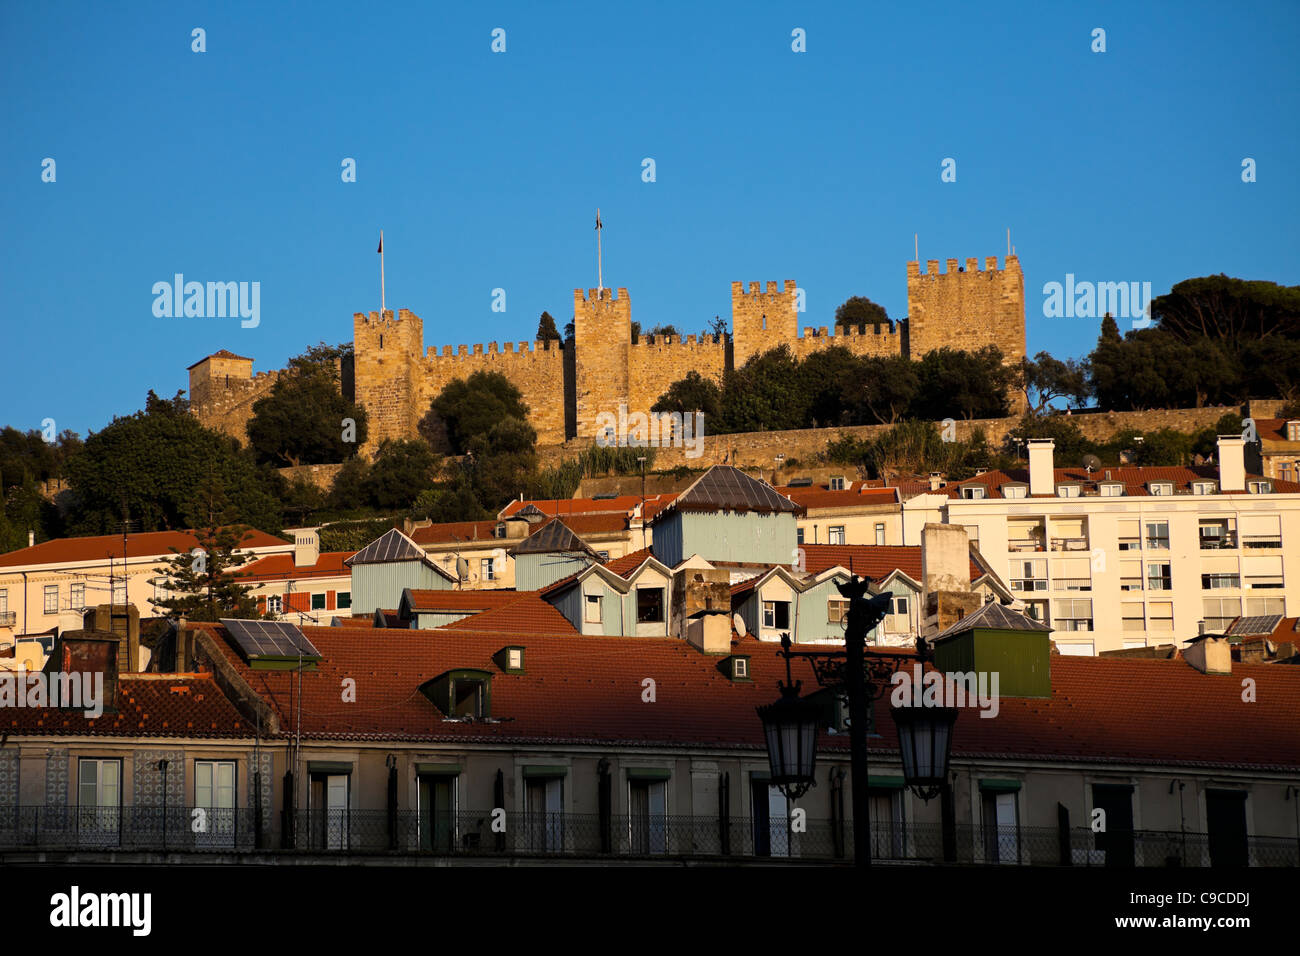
[[756, 574, 958, 867]]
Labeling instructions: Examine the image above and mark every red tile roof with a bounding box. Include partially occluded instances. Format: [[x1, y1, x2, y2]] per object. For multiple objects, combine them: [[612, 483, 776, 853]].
[[191, 623, 1300, 769], [187, 349, 253, 370], [437, 592, 580, 636], [799, 544, 982, 582], [602, 548, 655, 576], [0, 528, 290, 568], [500, 494, 675, 519], [409, 520, 503, 546], [236, 551, 355, 582], [404, 589, 524, 613], [775, 485, 900, 510], [1256, 418, 1300, 444], [3, 674, 251, 738]]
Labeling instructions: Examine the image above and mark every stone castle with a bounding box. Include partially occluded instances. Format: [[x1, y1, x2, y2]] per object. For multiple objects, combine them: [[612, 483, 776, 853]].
[[188, 254, 1025, 454]]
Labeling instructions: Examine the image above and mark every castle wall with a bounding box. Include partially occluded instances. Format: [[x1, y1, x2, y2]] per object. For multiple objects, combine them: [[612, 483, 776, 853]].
[[189, 357, 281, 443], [732, 280, 798, 367], [906, 255, 1026, 365], [573, 287, 631, 441], [625, 334, 728, 424], [789, 323, 903, 362], [353, 309, 422, 453]]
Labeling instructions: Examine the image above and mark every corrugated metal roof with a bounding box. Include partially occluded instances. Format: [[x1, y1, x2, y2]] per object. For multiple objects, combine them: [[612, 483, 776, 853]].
[[933, 601, 1052, 640], [507, 518, 601, 558], [659, 466, 804, 518]]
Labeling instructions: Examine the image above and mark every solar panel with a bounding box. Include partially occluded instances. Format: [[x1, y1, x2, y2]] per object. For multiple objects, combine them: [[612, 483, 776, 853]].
[[788, 477, 814, 487], [221, 619, 322, 660], [1231, 614, 1282, 636]]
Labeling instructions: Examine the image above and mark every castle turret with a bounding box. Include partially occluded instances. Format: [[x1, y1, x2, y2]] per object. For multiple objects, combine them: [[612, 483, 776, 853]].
[[905, 254, 1025, 365], [353, 308, 424, 454], [731, 280, 797, 368], [573, 287, 631, 440]]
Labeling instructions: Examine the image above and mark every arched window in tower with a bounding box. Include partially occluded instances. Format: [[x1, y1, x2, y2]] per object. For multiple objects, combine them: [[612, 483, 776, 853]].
[[761, 314, 766, 330]]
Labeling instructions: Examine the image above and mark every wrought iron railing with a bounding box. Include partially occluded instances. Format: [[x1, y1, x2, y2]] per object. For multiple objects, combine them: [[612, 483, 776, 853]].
[[0, 806, 1295, 865]]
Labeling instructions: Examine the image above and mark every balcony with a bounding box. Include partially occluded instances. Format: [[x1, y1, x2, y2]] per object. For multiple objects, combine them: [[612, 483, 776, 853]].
[[1242, 535, 1282, 549], [1011, 578, 1048, 592], [0, 611, 15, 627], [1049, 537, 1089, 552], [1199, 533, 1236, 550], [1054, 578, 1092, 592], [1008, 538, 1045, 553]]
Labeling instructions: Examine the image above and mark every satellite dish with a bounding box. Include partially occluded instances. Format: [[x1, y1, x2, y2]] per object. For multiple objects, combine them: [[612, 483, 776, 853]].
[[455, 556, 470, 581], [1081, 453, 1101, 473], [732, 613, 747, 637]]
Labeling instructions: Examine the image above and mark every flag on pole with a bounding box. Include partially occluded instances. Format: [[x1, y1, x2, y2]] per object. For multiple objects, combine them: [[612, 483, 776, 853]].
[[377, 235, 383, 254], [595, 211, 602, 230]]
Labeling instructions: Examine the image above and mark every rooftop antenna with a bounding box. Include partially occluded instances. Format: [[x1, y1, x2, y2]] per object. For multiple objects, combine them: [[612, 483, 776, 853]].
[[377, 230, 386, 316], [595, 209, 604, 293]]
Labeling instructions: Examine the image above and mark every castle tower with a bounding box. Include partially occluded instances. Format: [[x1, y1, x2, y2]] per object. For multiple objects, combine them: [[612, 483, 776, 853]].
[[573, 287, 631, 441], [731, 280, 797, 368], [187, 349, 254, 412], [905, 255, 1025, 366], [352, 308, 425, 454]]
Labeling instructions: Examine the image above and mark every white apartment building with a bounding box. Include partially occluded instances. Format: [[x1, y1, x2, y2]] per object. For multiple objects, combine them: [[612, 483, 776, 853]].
[[933, 436, 1300, 654]]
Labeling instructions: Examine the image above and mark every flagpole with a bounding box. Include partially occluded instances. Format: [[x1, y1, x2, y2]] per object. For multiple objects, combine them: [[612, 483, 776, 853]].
[[379, 230, 386, 316], [596, 209, 603, 292]]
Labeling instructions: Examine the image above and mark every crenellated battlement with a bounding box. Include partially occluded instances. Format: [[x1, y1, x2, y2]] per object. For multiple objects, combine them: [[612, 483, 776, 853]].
[[186, 249, 1025, 455]]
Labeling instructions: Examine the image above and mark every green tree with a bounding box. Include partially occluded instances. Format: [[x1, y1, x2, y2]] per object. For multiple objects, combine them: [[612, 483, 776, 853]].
[[247, 344, 368, 466], [148, 523, 261, 622], [1005, 412, 1095, 466], [411, 479, 490, 523], [423, 371, 530, 455], [1150, 275, 1300, 349], [536, 311, 561, 343], [363, 439, 441, 510], [717, 346, 807, 433], [1015, 351, 1090, 414], [800, 347, 864, 427], [63, 391, 282, 534], [834, 296, 890, 331], [652, 370, 722, 420], [912, 347, 1012, 420], [842, 355, 918, 424]]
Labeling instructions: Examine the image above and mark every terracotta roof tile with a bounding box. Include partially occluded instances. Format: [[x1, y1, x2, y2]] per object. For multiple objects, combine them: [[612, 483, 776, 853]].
[[0, 528, 288, 568], [236, 551, 355, 582]]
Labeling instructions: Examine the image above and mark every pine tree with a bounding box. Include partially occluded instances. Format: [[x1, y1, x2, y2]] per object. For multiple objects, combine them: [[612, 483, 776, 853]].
[[536, 311, 561, 343], [149, 523, 261, 622]]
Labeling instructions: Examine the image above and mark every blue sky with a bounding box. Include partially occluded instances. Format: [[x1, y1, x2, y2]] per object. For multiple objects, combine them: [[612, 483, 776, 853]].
[[2, 0, 1297, 438]]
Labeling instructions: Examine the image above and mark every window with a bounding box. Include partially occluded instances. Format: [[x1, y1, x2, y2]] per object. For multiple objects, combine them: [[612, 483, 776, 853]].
[[1288, 422, 1300, 442], [1004, 485, 1027, 499], [451, 676, 487, 718], [980, 788, 1020, 864], [1147, 562, 1172, 591], [481, 557, 495, 581], [337, 591, 351, 609], [111, 579, 126, 604], [0, 589, 6, 614], [44, 585, 58, 614], [1202, 598, 1241, 632], [636, 587, 664, 624], [584, 594, 602, 624], [1199, 520, 1234, 549], [829, 476, 846, 491], [267, 594, 283, 615], [1022, 600, 1047, 623], [796, 527, 805, 545], [828, 526, 845, 546], [494, 523, 506, 538], [763, 600, 791, 630], [418, 773, 457, 852], [868, 786, 907, 859], [70, 582, 85, 608], [1119, 559, 1143, 591], [195, 760, 236, 847], [77, 758, 121, 845], [629, 777, 668, 854], [828, 599, 848, 624], [1057, 641, 1094, 656], [1011, 559, 1047, 592], [893, 596, 909, 616], [311, 593, 326, 611], [1057, 484, 1080, 498], [1117, 518, 1140, 550], [733, 657, 748, 679], [1148, 482, 1173, 496], [1248, 480, 1273, 494], [1099, 483, 1123, 497], [507, 647, 523, 670], [1241, 515, 1282, 549], [962, 486, 986, 500], [1193, 482, 1216, 495], [1144, 521, 1169, 549], [1053, 598, 1093, 631], [1148, 601, 1174, 632], [1243, 554, 1284, 589], [597, 551, 610, 561], [524, 776, 564, 853], [1121, 603, 1145, 631], [1201, 572, 1240, 590], [874, 523, 886, 545], [1246, 597, 1285, 617]]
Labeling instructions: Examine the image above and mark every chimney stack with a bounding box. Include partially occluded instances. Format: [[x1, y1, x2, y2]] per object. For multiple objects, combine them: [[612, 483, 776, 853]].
[[1216, 435, 1246, 492], [293, 529, 320, 568], [28, 530, 34, 548], [1185, 635, 1232, 675], [921, 523, 981, 634], [1028, 440, 1055, 496]]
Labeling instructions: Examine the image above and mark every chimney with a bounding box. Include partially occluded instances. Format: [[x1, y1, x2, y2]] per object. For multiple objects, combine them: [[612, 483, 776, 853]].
[[686, 608, 732, 655], [1216, 435, 1246, 492], [1028, 439, 1055, 495], [294, 529, 320, 568], [28, 530, 34, 548], [670, 567, 732, 639], [928, 472, 944, 491], [1185, 635, 1232, 675], [921, 523, 981, 634]]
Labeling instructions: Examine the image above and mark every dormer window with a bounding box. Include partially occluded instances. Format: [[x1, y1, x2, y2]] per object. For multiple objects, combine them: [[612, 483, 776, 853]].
[[421, 669, 493, 719], [495, 523, 506, 538], [1057, 484, 1080, 498], [1287, 421, 1300, 441], [1249, 480, 1273, 494], [962, 486, 987, 500], [829, 476, 846, 491], [1148, 482, 1173, 496], [1099, 483, 1123, 497], [494, 646, 525, 674], [1192, 481, 1216, 495], [1004, 485, 1027, 499]]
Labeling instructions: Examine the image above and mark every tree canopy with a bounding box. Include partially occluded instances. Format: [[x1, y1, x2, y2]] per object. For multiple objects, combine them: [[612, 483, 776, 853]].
[[247, 342, 368, 466]]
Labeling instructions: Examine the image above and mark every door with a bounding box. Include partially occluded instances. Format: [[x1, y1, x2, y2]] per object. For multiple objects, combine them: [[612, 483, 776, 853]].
[[1206, 790, 1248, 867], [629, 780, 667, 855], [310, 774, 349, 850], [524, 777, 564, 853], [1092, 784, 1135, 866], [195, 760, 237, 847], [869, 789, 905, 859], [418, 776, 456, 852], [981, 791, 1019, 864], [78, 759, 120, 846]]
